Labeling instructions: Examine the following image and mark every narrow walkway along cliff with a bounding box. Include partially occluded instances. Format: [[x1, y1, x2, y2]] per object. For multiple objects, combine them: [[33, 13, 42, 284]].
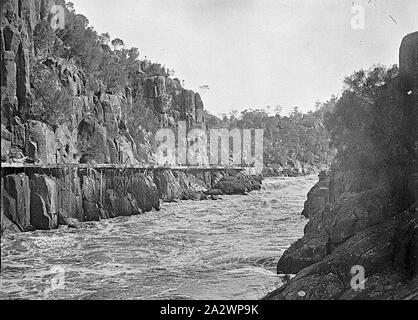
[[0, 0, 261, 234]]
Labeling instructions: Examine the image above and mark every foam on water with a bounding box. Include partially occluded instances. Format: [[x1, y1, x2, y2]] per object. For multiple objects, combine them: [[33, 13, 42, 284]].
[[0, 175, 317, 300]]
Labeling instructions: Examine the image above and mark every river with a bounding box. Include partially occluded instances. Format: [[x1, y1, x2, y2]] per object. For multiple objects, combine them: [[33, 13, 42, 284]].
[[0, 175, 317, 300]]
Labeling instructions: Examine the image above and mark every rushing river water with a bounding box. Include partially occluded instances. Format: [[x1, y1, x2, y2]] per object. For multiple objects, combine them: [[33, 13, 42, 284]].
[[0, 175, 317, 300]]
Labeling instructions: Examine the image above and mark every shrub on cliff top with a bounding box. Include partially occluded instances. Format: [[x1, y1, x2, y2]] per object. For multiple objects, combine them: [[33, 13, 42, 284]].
[[324, 65, 410, 187]]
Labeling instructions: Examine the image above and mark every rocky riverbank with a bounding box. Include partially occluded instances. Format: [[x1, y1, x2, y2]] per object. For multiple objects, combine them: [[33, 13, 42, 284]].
[[265, 32, 418, 300], [0, 0, 264, 235], [264, 170, 417, 300], [1, 168, 262, 235]]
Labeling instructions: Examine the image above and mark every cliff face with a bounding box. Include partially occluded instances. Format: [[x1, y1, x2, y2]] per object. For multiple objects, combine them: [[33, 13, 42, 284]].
[[1, 0, 262, 234], [400, 32, 418, 204], [266, 32, 418, 300], [0, 0, 153, 232], [1, 0, 208, 167], [1, 0, 144, 165], [1, 165, 261, 234], [141, 73, 205, 129]]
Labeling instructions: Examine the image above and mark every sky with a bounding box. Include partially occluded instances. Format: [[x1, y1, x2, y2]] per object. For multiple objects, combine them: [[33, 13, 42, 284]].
[[69, 0, 418, 116]]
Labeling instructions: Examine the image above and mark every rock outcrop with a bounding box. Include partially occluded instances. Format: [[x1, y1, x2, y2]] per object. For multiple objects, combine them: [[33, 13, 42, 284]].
[[266, 205, 417, 300], [1, 1, 150, 166], [1, 167, 261, 234], [214, 173, 262, 195], [268, 164, 417, 299], [400, 32, 418, 204], [0, 0, 263, 236], [276, 171, 394, 275], [1, 0, 210, 168], [267, 32, 418, 300], [141, 75, 206, 129], [29, 174, 59, 230]]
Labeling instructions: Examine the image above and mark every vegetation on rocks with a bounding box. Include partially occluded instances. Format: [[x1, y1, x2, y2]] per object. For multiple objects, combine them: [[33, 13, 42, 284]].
[[267, 32, 418, 300], [210, 104, 336, 175]]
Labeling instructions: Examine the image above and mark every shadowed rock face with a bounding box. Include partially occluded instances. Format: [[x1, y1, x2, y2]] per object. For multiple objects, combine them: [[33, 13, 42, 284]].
[[1, 167, 259, 234], [267, 210, 418, 300], [400, 32, 418, 203], [0, 0, 259, 235], [400, 32, 418, 92], [276, 173, 393, 275], [142, 76, 206, 129], [1, 0, 207, 165], [30, 174, 59, 230], [268, 33, 418, 300], [3, 174, 31, 230], [1, 1, 147, 166], [1, 169, 162, 232]]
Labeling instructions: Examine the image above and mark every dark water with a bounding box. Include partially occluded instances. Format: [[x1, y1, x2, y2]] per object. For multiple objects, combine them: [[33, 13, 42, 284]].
[[0, 176, 317, 300]]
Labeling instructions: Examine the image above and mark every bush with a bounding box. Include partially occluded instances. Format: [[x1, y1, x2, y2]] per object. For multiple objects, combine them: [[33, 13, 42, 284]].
[[324, 65, 410, 184], [30, 62, 73, 126], [33, 20, 56, 57]]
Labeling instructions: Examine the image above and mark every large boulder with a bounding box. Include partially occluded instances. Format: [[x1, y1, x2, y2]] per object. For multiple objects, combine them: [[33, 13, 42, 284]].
[[214, 174, 261, 195], [214, 176, 247, 195]]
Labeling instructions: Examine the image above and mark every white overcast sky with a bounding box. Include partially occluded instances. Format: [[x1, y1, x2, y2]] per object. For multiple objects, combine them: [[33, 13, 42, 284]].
[[70, 0, 417, 115]]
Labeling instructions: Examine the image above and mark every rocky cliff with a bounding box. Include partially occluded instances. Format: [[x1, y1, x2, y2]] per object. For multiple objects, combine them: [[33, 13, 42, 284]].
[[1, 0, 208, 167], [1, 166, 261, 234], [265, 32, 418, 300], [1, 0, 262, 234]]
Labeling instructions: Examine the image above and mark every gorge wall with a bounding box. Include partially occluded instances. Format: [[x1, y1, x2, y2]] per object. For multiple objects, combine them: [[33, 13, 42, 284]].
[[1, 0, 262, 234], [265, 32, 418, 300], [1, 166, 262, 233], [1, 0, 206, 167]]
